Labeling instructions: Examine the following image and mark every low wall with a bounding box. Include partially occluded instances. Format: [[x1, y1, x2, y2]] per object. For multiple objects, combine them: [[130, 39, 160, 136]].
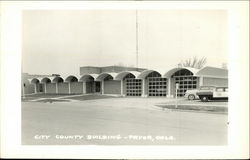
[[23, 84, 35, 95], [58, 82, 69, 94], [46, 83, 56, 94], [104, 80, 121, 94], [70, 82, 83, 94]]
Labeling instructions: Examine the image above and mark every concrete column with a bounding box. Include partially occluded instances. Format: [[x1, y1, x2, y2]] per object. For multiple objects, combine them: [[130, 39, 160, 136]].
[[101, 80, 104, 94], [56, 83, 58, 94], [34, 83, 37, 94], [44, 83, 47, 94], [121, 79, 124, 96], [22, 83, 26, 98], [82, 81, 86, 94], [93, 82, 96, 93], [141, 79, 146, 97], [68, 82, 71, 94], [199, 76, 203, 87], [167, 78, 171, 97]]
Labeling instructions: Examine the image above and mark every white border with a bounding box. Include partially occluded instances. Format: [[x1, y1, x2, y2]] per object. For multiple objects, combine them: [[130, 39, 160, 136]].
[[0, 1, 249, 159]]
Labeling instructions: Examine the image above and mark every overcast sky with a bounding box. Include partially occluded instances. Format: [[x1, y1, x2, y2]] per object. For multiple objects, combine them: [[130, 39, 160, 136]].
[[22, 10, 228, 76]]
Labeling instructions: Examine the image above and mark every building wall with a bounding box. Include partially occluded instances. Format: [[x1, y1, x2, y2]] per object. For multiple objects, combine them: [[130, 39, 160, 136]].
[[80, 67, 101, 75], [86, 81, 94, 93], [104, 80, 121, 94], [203, 77, 228, 87], [70, 82, 83, 94], [58, 82, 69, 94], [144, 79, 149, 97], [23, 83, 35, 95], [122, 79, 126, 95], [46, 83, 56, 94], [170, 78, 175, 96], [101, 66, 146, 73]]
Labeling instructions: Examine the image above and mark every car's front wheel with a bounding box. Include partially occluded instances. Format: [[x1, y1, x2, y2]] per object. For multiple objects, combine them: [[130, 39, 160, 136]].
[[188, 94, 195, 100]]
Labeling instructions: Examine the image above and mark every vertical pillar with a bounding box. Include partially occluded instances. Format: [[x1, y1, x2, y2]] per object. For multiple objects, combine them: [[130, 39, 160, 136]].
[[199, 76, 203, 87], [44, 83, 47, 94], [101, 80, 104, 94], [121, 79, 124, 96], [82, 81, 86, 94], [22, 83, 26, 98], [167, 78, 171, 97], [93, 82, 96, 93], [34, 83, 37, 94], [141, 79, 146, 97], [68, 82, 71, 94], [56, 83, 58, 94]]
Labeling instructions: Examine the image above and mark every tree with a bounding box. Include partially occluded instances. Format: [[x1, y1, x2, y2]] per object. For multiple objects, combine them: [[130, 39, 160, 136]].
[[180, 56, 207, 69]]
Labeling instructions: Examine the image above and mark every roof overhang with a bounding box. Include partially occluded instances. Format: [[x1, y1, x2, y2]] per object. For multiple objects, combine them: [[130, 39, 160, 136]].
[[163, 67, 199, 78], [65, 75, 79, 82], [137, 70, 162, 79], [28, 78, 40, 84], [96, 72, 118, 81], [79, 74, 99, 82], [114, 71, 141, 80]]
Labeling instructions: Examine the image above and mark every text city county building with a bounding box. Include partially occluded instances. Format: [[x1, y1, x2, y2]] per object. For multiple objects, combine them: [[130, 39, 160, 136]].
[[22, 65, 228, 97]]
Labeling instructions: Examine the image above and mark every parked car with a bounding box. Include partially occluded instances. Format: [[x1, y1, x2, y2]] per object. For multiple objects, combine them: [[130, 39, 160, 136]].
[[184, 89, 199, 100], [196, 86, 228, 102], [184, 86, 216, 100]]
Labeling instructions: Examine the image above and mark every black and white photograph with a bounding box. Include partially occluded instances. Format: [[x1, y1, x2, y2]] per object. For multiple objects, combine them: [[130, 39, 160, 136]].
[[1, 1, 249, 159], [21, 9, 229, 145]]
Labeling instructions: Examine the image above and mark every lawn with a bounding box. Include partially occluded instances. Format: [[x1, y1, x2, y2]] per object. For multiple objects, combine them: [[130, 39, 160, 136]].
[[155, 98, 228, 113]]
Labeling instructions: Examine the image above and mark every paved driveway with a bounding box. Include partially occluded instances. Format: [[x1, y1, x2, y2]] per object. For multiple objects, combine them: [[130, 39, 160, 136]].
[[22, 97, 227, 145]]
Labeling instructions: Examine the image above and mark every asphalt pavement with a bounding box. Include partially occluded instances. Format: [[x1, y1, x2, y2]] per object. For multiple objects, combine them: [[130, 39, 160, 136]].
[[22, 98, 227, 145]]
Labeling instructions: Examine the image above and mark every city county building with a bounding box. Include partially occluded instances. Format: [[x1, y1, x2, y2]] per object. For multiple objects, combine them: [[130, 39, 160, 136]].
[[22, 65, 228, 97]]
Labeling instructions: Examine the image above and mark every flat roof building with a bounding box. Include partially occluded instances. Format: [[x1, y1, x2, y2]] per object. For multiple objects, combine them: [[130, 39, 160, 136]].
[[23, 65, 228, 97]]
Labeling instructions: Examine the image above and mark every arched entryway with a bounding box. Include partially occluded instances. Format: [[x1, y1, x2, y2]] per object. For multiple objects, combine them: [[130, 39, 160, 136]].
[[171, 69, 198, 96], [164, 67, 198, 97], [147, 71, 167, 97], [40, 77, 52, 93], [80, 74, 99, 94], [96, 72, 120, 95], [124, 73, 142, 96]]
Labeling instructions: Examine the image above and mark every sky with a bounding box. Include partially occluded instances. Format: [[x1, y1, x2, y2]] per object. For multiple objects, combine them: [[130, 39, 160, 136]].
[[22, 10, 228, 76]]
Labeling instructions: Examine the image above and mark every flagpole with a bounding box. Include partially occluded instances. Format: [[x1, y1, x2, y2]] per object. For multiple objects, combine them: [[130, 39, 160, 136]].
[[136, 9, 139, 69]]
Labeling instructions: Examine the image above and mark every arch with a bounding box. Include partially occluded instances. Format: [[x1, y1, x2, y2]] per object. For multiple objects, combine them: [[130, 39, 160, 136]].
[[147, 71, 162, 78], [137, 70, 162, 79], [115, 71, 141, 80], [163, 67, 198, 78], [65, 75, 78, 82], [29, 78, 40, 84], [96, 72, 118, 81], [52, 76, 64, 83], [79, 74, 98, 82], [40, 77, 52, 83]]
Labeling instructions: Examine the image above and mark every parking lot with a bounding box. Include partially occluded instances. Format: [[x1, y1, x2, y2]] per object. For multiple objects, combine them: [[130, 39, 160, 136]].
[[22, 95, 228, 145]]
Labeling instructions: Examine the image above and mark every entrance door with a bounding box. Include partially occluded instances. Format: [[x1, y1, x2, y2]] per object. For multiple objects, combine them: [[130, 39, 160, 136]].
[[95, 82, 101, 92], [38, 84, 44, 92]]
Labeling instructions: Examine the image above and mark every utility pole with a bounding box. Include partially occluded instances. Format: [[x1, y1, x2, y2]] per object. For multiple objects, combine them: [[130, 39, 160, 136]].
[[135, 9, 139, 69]]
